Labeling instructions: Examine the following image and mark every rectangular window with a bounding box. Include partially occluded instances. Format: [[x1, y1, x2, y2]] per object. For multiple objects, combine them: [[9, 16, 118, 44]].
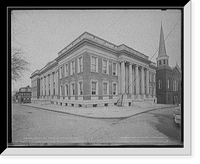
[[71, 60, 75, 75], [65, 64, 69, 77], [78, 81, 83, 95], [167, 79, 170, 89], [112, 83, 117, 95], [91, 56, 97, 72], [71, 83, 75, 96], [59, 67, 63, 79], [112, 62, 117, 76], [103, 82, 108, 95], [91, 81, 97, 95], [78, 56, 83, 73], [102, 59, 108, 74]]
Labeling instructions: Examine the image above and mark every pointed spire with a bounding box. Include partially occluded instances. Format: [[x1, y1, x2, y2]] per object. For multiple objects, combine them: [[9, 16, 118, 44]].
[[158, 22, 168, 58]]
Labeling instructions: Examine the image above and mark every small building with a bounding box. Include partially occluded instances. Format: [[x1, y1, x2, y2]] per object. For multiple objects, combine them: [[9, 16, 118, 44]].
[[15, 85, 32, 103], [156, 24, 182, 104]]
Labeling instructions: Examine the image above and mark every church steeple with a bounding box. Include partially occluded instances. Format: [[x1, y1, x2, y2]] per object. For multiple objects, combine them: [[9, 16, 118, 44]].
[[156, 22, 169, 68]]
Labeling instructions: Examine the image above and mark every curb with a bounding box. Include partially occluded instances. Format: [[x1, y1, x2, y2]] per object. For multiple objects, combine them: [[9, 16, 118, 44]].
[[21, 104, 176, 120]]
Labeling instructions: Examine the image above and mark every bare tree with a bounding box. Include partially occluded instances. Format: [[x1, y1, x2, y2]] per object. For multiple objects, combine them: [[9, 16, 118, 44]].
[[11, 48, 29, 81], [11, 11, 29, 82]]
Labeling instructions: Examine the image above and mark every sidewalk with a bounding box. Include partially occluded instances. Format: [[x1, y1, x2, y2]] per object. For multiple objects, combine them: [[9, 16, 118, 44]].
[[21, 103, 176, 119]]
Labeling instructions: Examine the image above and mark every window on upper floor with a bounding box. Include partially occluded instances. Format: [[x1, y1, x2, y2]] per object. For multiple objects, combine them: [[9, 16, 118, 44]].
[[112, 62, 117, 76], [65, 63, 69, 77], [102, 59, 109, 74], [71, 60, 75, 75], [77, 56, 83, 73], [59, 67, 63, 79], [91, 56, 98, 72]]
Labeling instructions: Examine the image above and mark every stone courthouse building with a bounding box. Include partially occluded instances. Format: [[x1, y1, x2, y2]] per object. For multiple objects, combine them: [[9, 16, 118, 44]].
[[30, 32, 157, 107]]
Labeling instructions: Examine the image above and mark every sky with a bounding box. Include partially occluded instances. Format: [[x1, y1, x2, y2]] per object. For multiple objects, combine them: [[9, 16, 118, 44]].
[[11, 9, 182, 91]]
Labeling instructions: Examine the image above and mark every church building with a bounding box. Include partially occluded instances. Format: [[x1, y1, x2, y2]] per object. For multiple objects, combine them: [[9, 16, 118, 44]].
[[156, 24, 182, 104], [30, 32, 157, 107]]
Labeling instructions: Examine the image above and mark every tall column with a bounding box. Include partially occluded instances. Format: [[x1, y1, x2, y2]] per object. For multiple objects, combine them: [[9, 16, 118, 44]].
[[129, 63, 133, 94], [132, 66, 135, 94], [125, 63, 128, 93], [118, 62, 121, 94], [121, 61, 125, 94], [50, 73, 53, 96], [43, 76, 45, 97], [56, 71, 58, 96], [40, 78, 42, 97], [141, 67, 145, 97], [135, 65, 139, 96], [46, 74, 49, 96], [146, 69, 149, 97], [55, 71, 58, 96]]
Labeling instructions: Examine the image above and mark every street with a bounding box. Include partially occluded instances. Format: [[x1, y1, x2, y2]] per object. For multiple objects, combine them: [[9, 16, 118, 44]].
[[11, 103, 182, 146]]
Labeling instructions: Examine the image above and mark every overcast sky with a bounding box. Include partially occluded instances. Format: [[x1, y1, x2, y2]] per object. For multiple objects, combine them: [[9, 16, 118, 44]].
[[11, 9, 181, 91]]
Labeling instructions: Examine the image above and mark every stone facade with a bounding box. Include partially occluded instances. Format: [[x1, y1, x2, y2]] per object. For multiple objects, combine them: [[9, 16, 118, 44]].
[[30, 32, 157, 107]]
